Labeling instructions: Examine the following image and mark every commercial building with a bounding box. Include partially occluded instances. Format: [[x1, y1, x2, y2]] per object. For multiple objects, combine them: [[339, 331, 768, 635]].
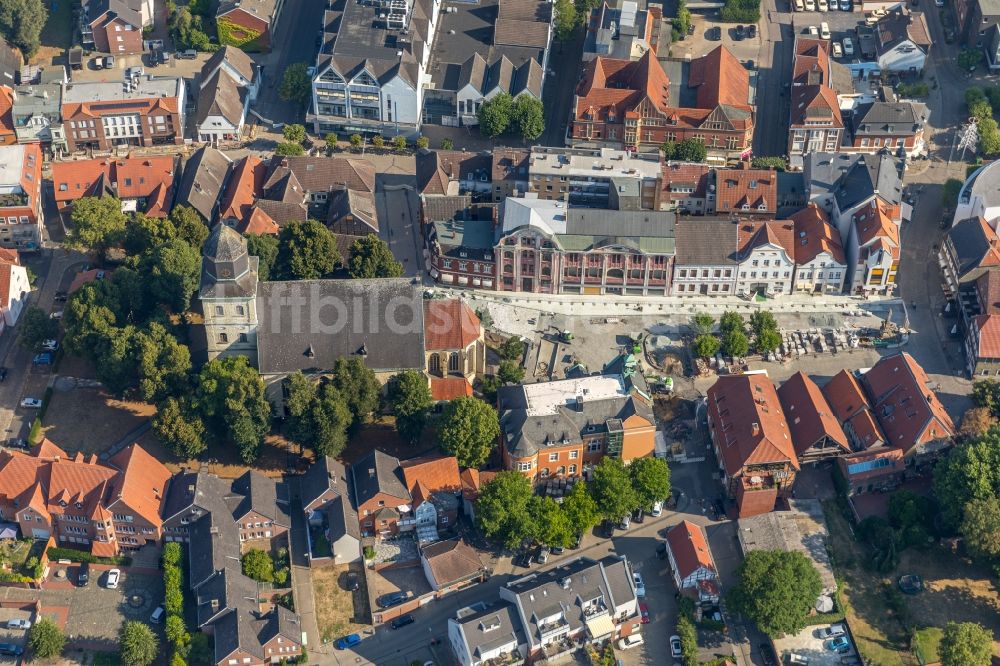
[[0, 144, 42, 251], [525, 146, 663, 210], [11, 68, 66, 152], [196, 47, 261, 146], [51, 155, 176, 217]]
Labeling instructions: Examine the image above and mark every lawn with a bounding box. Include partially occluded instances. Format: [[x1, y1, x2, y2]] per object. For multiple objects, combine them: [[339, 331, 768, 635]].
[[32, 0, 75, 66], [912, 627, 942, 665], [312, 563, 370, 644]]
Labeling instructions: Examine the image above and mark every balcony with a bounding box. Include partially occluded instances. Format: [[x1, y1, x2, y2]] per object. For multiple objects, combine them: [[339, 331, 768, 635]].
[[0, 192, 28, 208], [481, 651, 525, 666], [538, 618, 570, 640]]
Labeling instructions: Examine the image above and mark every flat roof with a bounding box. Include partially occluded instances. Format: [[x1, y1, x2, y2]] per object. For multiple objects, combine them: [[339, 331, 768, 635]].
[[521, 375, 628, 416], [62, 76, 182, 103], [528, 146, 661, 180], [0, 145, 26, 187]]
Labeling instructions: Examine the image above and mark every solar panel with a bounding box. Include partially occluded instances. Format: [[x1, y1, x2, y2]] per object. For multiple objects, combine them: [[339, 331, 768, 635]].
[[847, 457, 892, 474]]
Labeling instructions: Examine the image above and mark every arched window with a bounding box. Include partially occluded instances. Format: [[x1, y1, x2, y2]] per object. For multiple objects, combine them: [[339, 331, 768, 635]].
[[448, 353, 460, 373], [429, 354, 440, 375]]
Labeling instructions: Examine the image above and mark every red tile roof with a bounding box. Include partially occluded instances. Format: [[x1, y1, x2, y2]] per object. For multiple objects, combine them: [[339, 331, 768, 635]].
[[846, 409, 886, 449], [108, 444, 172, 528], [0, 86, 14, 145], [430, 376, 473, 401], [822, 369, 871, 423], [974, 313, 1000, 361], [662, 163, 711, 199], [687, 45, 751, 110], [838, 447, 903, 481], [790, 204, 846, 264], [52, 156, 176, 214], [423, 299, 481, 351], [854, 200, 900, 257], [792, 39, 832, 84], [737, 220, 794, 258], [0, 262, 21, 310], [777, 372, 849, 455], [861, 353, 955, 454], [239, 207, 280, 235], [717, 166, 778, 214], [219, 155, 266, 226], [400, 455, 462, 496], [706, 374, 800, 477], [460, 468, 498, 500], [69, 268, 113, 294], [665, 520, 716, 580]]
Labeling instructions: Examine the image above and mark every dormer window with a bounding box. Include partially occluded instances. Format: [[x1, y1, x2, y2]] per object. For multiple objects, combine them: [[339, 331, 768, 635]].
[[742, 203, 751, 210]]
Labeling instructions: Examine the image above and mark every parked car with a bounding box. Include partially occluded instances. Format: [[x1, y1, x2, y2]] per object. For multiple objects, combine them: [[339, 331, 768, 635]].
[[0, 367, 8, 382], [826, 636, 851, 652], [104, 55, 115, 69], [33, 353, 52, 365], [707, 26, 722, 40], [832, 42, 843, 57], [78, 562, 89, 586], [178, 49, 198, 59], [600, 519, 615, 538], [734, 24, 746, 39], [551, 545, 565, 556], [805, 0, 815, 8], [150, 606, 165, 623], [344, 571, 359, 591], [618, 514, 630, 530], [378, 591, 408, 608], [41, 339, 58, 351], [631, 508, 644, 523], [617, 634, 644, 650], [124, 66, 144, 79], [687, 22, 695, 34], [818, 0, 828, 9], [20, 398, 42, 408], [748, 24, 757, 37], [0, 644, 23, 656], [513, 550, 533, 568], [759, 642, 777, 666], [650, 500, 663, 517], [632, 571, 646, 597], [670, 635, 683, 658], [843, 37, 855, 55], [390, 614, 415, 629], [808, 25, 819, 36], [106, 568, 121, 589], [820, 21, 831, 38], [6, 618, 30, 630], [536, 547, 550, 564], [6, 439, 28, 450], [840, 0, 851, 9], [656, 541, 667, 559], [639, 602, 650, 624], [92, 57, 104, 70], [49, 310, 62, 320], [818, 624, 847, 639], [54, 292, 68, 302], [335, 634, 362, 650]]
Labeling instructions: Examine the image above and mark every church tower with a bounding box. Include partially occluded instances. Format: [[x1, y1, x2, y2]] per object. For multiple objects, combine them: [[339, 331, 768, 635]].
[[199, 224, 260, 362]]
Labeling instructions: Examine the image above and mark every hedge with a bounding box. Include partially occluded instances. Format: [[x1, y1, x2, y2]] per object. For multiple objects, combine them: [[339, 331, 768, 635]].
[[161, 542, 188, 650], [46, 547, 130, 566], [27, 418, 41, 445], [215, 17, 264, 51], [38, 387, 53, 420]]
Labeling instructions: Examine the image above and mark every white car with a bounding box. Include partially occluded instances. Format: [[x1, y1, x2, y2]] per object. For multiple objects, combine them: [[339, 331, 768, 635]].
[[817, 0, 828, 9], [650, 500, 663, 517], [832, 42, 843, 57], [633, 571, 646, 597], [819, 623, 847, 639], [820, 21, 831, 38], [843, 37, 855, 55], [6, 619, 30, 630], [670, 635, 683, 658], [49, 311, 62, 320], [106, 568, 121, 589], [618, 634, 645, 650], [808, 25, 819, 36], [19, 398, 42, 409], [805, 0, 816, 9], [41, 339, 58, 351]]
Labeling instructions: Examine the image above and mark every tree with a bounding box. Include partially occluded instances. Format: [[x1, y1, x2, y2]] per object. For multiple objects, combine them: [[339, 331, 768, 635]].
[[498, 360, 525, 385], [325, 133, 340, 152], [756, 328, 782, 355], [959, 48, 985, 71], [348, 234, 403, 278], [441, 138, 454, 150], [392, 135, 407, 152], [970, 100, 993, 122], [330, 356, 381, 426], [966, 87, 987, 110], [119, 621, 159, 666], [888, 489, 932, 548], [940, 622, 993, 666], [308, 382, 353, 456], [279, 63, 312, 107], [416, 136, 429, 150], [275, 142, 305, 157], [135, 322, 192, 403], [690, 313, 715, 336], [372, 134, 385, 150], [589, 458, 639, 521], [439, 396, 500, 468], [692, 334, 721, 359], [980, 117, 1000, 156], [573, 0, 599, 24], [750, 310, 778, 338], [972, 379, 1000, 415], [27, 617, 64, 659], [511, 95, 545, 141], [170, 205, 210, 249], [478, 93, 514, 138], [933, 429, 1000, 528], [0, 0, 46, 56], [388, 370, 433, 443], [661, 140, 678, 160], [69, 196, 127, 254], [245, 233, 279, 282], [196, 356, 271, 463], [562, 480, 600, 536], [349, 133, 363, 150], [677, 615, 698, 666], [475, 471, 535, 548], [554, 0, 577, 41], [629, 456, 671, 511], [18, 306, 57, 350], [187, 633, 212, 666], [722, 329, 749, 357], [719, 311, 744, 335], [165, 614, 189, 646], [961, 496, 1000, 561], [530, 495, 575, 548], [242, 548, 275, 582], [123, 214, 177, 256], [274, 219, 339, 280], [283, 123, 306, 143], [674, 138, 708, 163], [153, 397, 207, 458], [499, 336, 525, 361], [728, 550, 822, 637], [960, 407, 997, 439], [142, 239, 202, 312]]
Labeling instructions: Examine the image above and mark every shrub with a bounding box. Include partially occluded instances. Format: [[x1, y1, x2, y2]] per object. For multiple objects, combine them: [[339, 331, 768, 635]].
[[719, 0, 760, 23], [216, 17, 265, 50], [363, 545, 375, 559], [46, 547, 129, 566]]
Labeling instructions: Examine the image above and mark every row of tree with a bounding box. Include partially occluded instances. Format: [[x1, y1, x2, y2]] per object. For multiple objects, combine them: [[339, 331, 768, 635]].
[[245, 226, 402, 282], [690, 310, 781, 360], [475, 457, 671, 549], [478, 94, 545, 142]]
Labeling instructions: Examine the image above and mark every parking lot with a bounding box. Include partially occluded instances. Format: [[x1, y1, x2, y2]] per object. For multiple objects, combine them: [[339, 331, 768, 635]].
[[67, 50, 211, 84], [774, 623, 861, 666], [0, 606, 35, 658], [789, 5, 873, 61]]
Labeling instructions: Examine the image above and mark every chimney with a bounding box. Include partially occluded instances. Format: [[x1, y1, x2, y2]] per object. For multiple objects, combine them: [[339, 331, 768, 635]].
[[751, 422, 760, 436]]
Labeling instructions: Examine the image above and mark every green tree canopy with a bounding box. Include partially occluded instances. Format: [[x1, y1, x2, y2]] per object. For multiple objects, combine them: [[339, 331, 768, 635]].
[[693, 334, 721, 359], [307, 382, 353, 457], [719, 311, 744, 335], [274, 142, 305, 157], [392, 135, 407, 152], [961, 496, 1000, 561], [153, 397, 207, 459], [69, 196, 127, 254], [728, 550, 822, 637], [330, 356, 381, 427], [972, 379, 1000, 415], [439, 396, 500, 468], [348, 234, 404, 278], [940, 622, 994, 666], [750, 310, 778, 338], [18, 306, 58, 350], [135, 322, 192, 403], [283, 124, 306, 143], [673, 138, 708, 162], [499, 336, 525, 361], [690, 313, 715, 336], [196, 356, 271, 463], [589, 457, 639, 521], [388, 370, 433, 443], [119, 621, 159, 666], [0, 0, 47, 56], [722, 329, 750, 357], [529, 495, 575, 548], [756, 328, 782, 354], [562, 480, 600, 536], [170, 205, 210, 249], [475, 471, 535, 548], [241, 548, 275, 582], [123, 214, 178, 256], [933, 427, 1000, 528], [478, 93, 514, 138], [554, 0, 577, 40], [141, 238, 202, 312], [274, 219, 340, 280], [27, 617, 65, 659], [279, 63, 313, 107], [629, 456, 671, 511], [511, 95, 545, 141], [245, 232, 279, 282], [498, 360, 525, 385]]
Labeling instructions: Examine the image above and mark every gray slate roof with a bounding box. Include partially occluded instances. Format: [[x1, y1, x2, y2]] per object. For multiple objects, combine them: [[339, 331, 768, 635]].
[[228, 470, 289, 527], [351, 449, 410, 506], [947, 217, 999, 281], [195, 568, 258, 628], [264, 156, 374, 194], [199, 224, 259, 300], [805, 152, 904, 211], [300, 455, 349, 512], [255, 278, 425, 375], [212, 606, 264, 662], [327, 493, 361, 541], [851, 101, 927, 137], [88, 0, 142, 28], [177, 146, 232, 223], [453, 603, 526, 661], [201, 45, 256, 84], [673, 218, 740, 266], [196, 69, 246, 127], [0, 37, 19, 86], [161, 470, 231, 522], [189, 511, 242, 589]]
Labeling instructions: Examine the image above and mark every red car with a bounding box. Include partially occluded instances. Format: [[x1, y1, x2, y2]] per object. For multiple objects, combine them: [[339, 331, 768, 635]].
[[639, 603, 650, 624]]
